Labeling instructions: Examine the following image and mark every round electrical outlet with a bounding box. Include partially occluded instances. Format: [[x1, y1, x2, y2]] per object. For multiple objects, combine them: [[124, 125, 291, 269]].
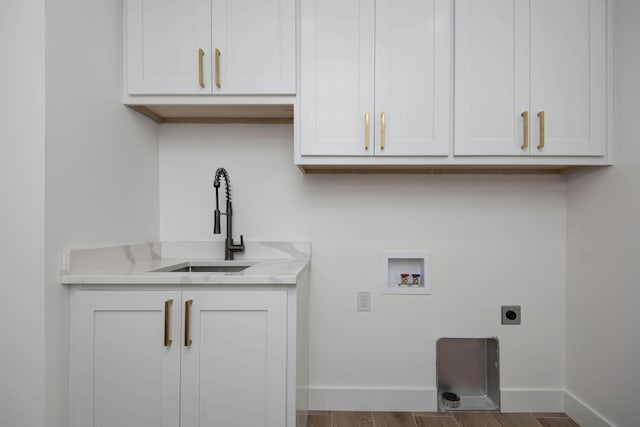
[[501, 305, 521, 325]]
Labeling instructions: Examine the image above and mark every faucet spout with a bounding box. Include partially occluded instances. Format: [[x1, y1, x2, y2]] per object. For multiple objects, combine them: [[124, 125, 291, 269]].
[[213, 167, 245, 260]]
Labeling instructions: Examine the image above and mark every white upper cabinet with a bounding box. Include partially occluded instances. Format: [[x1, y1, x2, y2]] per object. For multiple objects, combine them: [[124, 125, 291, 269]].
[[125, 0, 210, 95], [529, 0, 607, 156], [454, 0, 529, 156], [375, 0, 451, 157], [300, 0, 451, 157], [455, 0, 607, 157], [210, 0, 296, 94], [126, 0, 295, 95], [300, 0, 375, 156]]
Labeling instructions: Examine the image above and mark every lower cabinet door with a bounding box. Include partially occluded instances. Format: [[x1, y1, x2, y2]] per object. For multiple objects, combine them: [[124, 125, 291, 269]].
[[70, 290, 182, 427], [180, 290, 288, 427]]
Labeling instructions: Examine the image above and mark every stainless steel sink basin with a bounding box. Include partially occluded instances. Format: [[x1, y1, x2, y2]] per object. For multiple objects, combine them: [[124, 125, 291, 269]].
[[150, 261, 255, 273], [166, 265, 248, 273]]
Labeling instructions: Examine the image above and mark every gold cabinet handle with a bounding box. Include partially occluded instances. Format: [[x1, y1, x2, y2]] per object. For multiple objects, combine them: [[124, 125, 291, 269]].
[[381, 112, 386, 150], [198, 49, 205, 88], [365, 112, 370, 150], [215, 48, 221, 89], [521, 111, 529, 150], [184, 299, 193, 347], [537, 111, 545, 150], [164, 299, 173, 347]]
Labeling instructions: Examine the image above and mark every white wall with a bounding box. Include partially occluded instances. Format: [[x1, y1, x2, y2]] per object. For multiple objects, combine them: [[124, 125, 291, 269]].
[[160, 124, 568, 410], [44, 0, 159, 426], [0, 1, 46, 426], [566, 1, 640, 426]]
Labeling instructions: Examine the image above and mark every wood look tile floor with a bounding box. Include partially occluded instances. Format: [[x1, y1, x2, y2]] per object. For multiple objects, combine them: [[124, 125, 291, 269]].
[[306, 411, 580, 427]]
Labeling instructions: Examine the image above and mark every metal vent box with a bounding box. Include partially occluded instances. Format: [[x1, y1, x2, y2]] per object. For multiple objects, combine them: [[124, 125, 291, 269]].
[[436, 337, 500, 411]]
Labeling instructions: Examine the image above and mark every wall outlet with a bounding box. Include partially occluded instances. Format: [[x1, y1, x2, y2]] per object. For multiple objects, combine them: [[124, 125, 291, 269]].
[[501, 305, 521, 325], [357, 290, 371, 311]]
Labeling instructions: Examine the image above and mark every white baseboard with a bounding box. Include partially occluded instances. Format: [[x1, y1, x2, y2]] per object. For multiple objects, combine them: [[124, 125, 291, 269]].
[[564, 391, 615, 427], [308, 386, 564, 413], [308, 386, 438, 412], [500, 388, 565, 412]]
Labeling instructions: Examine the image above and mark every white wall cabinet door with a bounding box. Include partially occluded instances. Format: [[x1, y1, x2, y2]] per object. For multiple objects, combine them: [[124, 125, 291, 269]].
[[375, 0, 451, 156], [126, 0, 211, 95], [300, 0, 451, 158], [210, 0, 296, 94], [70, 291, 182, 427], [180, 290, 288, 427], [454, 0, 530, 156], [300, 0, 375, 156], [455, 0, 607, 157], [126, 0, 295, 95], [530, 0, 607, 156]]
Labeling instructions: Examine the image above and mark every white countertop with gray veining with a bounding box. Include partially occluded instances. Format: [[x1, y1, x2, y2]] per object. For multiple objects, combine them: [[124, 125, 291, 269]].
[[60, 241, 310, 285]]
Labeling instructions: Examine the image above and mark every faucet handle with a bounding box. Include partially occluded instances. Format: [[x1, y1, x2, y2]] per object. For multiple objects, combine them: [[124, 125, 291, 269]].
[[234, 234, 245, 251], [229, 234, 245, 252]]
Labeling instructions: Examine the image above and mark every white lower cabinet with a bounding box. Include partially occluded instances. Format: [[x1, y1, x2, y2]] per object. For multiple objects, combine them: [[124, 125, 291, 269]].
[[71, 289, 289, 427], [180, 290, 287, 427]]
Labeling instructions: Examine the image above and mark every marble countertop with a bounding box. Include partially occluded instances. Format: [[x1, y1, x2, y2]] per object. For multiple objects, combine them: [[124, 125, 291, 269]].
[[60, 241, 310, 285]]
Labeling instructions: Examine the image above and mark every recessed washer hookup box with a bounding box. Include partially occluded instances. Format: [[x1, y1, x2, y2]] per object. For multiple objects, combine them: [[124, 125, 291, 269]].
[[436, 337, 500, 411]]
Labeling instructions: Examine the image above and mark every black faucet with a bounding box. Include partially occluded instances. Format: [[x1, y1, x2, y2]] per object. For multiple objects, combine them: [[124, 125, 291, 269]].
[[213, 168, 245, 260]]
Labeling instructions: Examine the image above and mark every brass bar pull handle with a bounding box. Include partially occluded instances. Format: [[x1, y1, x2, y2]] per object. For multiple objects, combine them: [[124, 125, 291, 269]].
[[184, 299, 193, 347], [164, 299, 173, 347], [521, 111, 529, 150], [365, 112, 370, 150], [198, 49, 205, 88], [215, 48, 221, 88], [381, 112, 386, 150], [537, 111, 545, 150]]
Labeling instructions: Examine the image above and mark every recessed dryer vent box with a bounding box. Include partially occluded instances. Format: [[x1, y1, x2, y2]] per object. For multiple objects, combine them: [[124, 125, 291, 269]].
[[381, 252, 431, 294], [436, 337, 500, 411]]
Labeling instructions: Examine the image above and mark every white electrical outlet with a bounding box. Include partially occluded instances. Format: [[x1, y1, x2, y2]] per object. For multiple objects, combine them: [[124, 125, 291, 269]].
[[357, 290, 371, 311]]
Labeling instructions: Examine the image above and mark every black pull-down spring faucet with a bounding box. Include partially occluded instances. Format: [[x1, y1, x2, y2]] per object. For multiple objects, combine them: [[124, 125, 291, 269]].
[[213, 167, 245, 260]]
